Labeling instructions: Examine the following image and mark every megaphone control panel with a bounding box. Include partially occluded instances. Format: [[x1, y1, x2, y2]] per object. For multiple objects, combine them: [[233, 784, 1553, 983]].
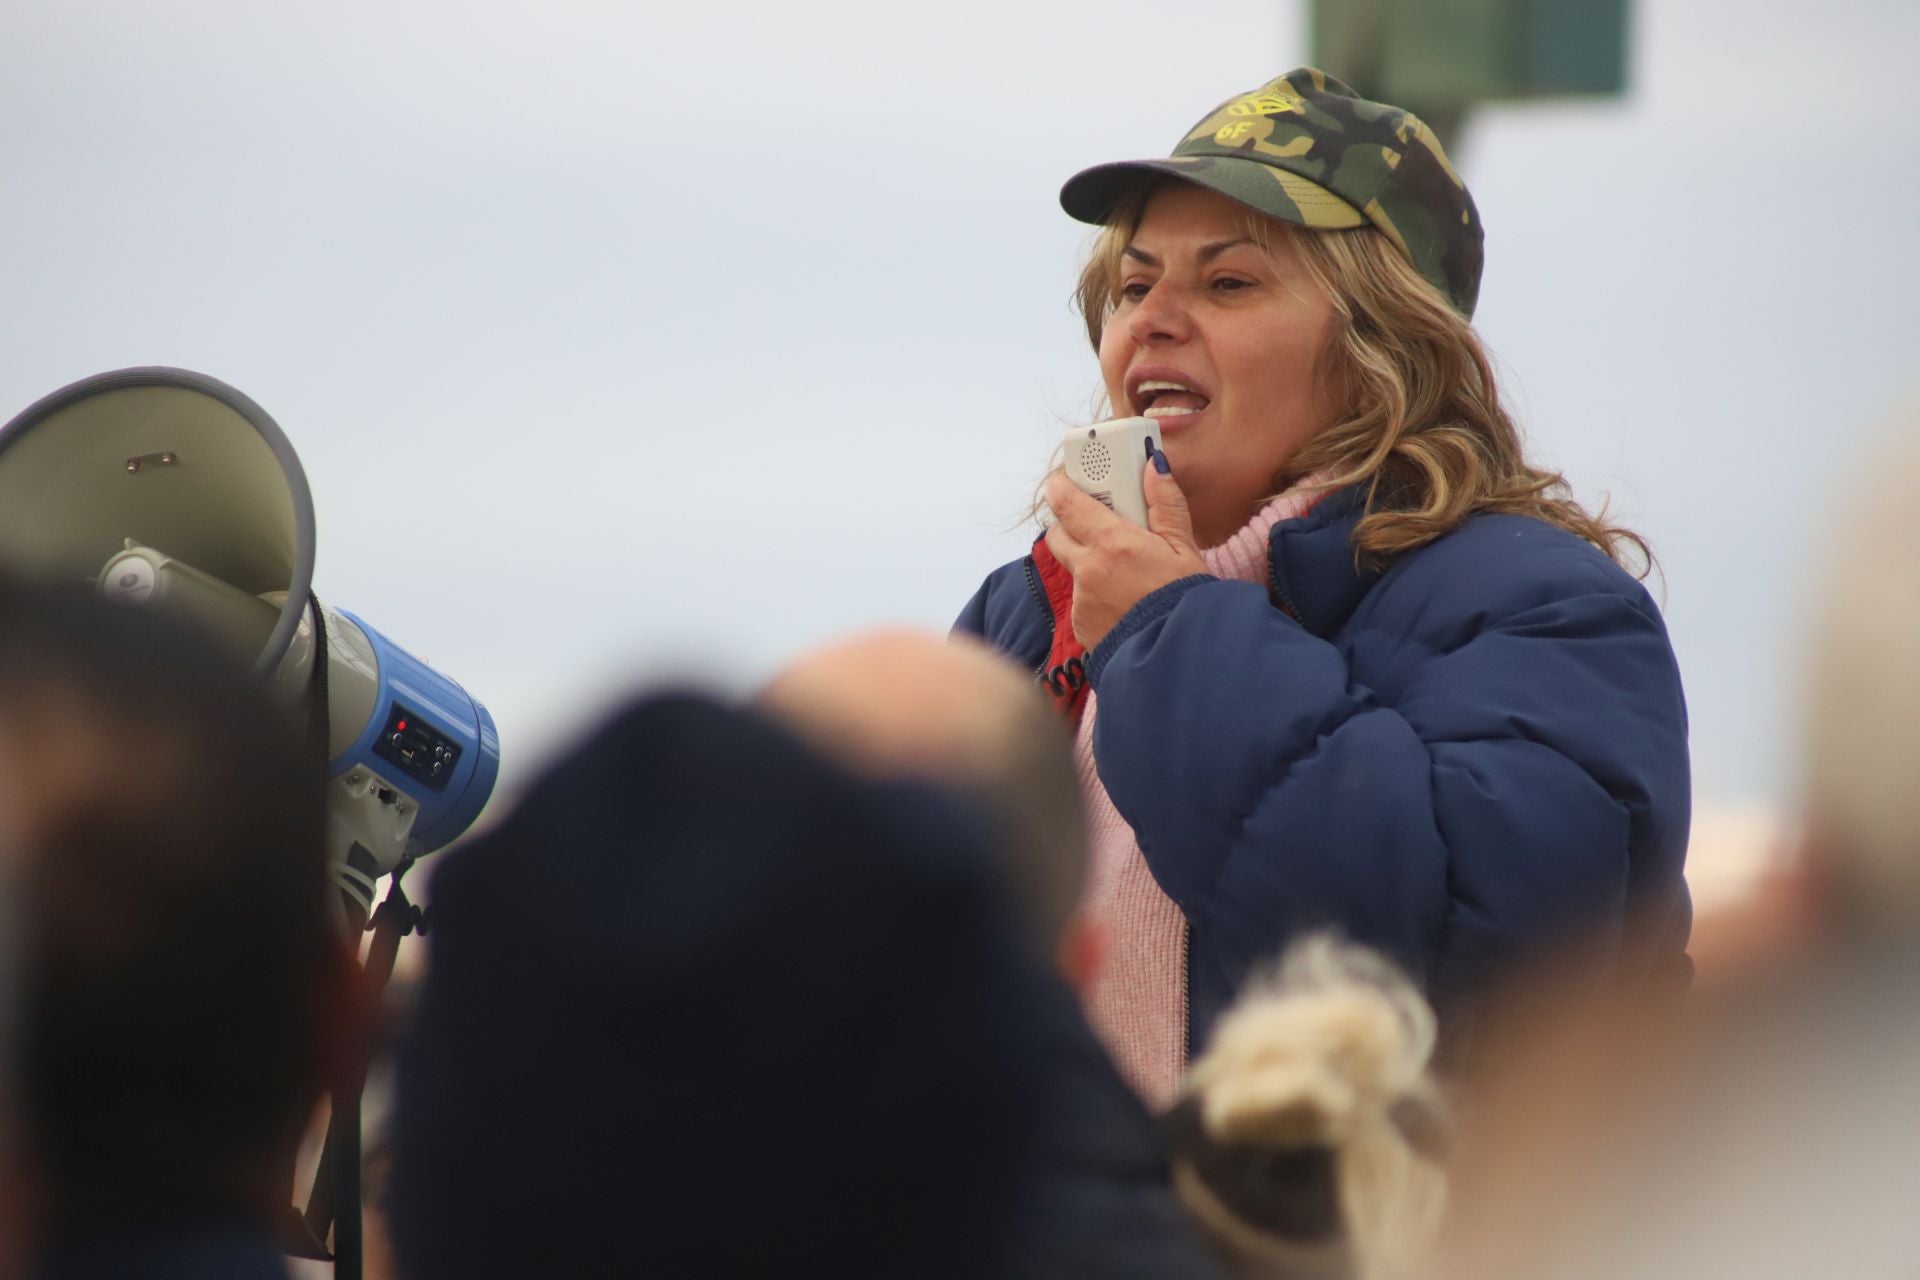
[[268, 598, 497, 925], [331, 609, 497, 855], [374, 706, 463, 792]]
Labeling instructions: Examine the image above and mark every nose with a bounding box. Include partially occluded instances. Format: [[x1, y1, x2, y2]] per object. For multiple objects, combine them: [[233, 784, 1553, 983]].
[[1127, 280, 1193, 346]]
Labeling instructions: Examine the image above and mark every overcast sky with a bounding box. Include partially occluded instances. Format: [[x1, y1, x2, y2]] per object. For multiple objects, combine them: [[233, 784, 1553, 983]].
[[3, 0, 1916, 824]]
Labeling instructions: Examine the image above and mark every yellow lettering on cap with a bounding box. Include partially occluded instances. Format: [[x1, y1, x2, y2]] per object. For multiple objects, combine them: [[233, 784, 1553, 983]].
[[1214, 120, 1260, 144], [1228, 92, 1303, 118]]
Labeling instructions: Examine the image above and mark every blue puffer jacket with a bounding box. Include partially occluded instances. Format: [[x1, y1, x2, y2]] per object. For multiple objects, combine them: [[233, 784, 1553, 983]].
[[956, 487, 1691, 1057]]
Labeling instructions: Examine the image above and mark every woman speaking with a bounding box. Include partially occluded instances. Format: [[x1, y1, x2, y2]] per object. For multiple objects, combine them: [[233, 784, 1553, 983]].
[[957, 69, 1690, 1105]]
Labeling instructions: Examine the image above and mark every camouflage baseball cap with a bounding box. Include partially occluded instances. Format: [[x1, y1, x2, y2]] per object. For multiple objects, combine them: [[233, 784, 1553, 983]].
[[1060, 67, 1484, 317]]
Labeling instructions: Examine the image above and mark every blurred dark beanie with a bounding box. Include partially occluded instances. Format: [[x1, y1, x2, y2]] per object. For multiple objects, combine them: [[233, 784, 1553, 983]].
[[388, 692, 1048, 1279]]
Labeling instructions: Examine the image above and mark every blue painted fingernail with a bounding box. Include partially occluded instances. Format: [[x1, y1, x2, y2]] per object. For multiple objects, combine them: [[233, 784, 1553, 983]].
[[1151, 444, 1172, 476]]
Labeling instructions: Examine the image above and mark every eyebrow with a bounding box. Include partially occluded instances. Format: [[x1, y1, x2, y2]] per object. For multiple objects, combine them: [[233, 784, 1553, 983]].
[[1121, 237, 1261, 267]]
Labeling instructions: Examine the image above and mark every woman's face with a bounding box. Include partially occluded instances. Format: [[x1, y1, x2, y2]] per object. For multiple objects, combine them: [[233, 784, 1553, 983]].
[[1099, 182, 1342, 547]]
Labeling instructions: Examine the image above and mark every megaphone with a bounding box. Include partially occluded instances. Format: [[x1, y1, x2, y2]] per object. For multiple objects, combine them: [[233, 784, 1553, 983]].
[[0, 367, 499, 929]]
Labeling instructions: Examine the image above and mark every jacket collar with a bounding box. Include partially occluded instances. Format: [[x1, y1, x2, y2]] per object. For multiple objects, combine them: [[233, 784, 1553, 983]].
[[1023, 484, 1380, 642], [1266, 485, 1381, 639]]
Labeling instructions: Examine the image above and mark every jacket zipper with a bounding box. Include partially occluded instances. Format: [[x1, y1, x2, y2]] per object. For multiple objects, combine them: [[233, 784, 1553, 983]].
[[1031, 547, 1192, 1068], [1022, 555, 1054, 678], [1179, 919, 1193, 1069], [1267, 555, 1304, 624]]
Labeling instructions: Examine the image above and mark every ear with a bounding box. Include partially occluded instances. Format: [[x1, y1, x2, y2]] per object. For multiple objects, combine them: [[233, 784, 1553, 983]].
[[1054, 913, 1108, 995]]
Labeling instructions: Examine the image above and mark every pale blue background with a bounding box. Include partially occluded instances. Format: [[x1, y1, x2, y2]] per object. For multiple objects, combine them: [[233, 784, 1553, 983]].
[[3, 0, 1915, 839]]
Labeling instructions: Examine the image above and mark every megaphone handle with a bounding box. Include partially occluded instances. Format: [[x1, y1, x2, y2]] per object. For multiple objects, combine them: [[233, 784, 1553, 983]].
[[299, 860, 423, 1279], [328, 1088, 362, 1280]]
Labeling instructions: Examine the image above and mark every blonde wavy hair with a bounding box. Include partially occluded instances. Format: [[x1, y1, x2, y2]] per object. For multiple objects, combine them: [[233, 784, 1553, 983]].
[[1073, 187, 1650, 574]]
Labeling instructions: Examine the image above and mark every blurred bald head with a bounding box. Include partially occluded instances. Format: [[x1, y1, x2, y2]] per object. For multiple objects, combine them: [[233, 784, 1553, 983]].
[[761, 630, 1086, 945]]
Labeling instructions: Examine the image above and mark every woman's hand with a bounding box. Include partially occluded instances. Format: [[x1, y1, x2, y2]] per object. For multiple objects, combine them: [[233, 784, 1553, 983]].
[[1044, 454, 1210, 651]]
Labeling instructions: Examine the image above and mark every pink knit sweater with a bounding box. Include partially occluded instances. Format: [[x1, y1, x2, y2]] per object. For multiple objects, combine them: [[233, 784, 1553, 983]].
[[1074, 480, 1333, 1107]]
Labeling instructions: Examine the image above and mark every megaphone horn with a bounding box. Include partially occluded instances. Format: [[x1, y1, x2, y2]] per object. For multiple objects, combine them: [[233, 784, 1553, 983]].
[[0, 368, 499, 930]]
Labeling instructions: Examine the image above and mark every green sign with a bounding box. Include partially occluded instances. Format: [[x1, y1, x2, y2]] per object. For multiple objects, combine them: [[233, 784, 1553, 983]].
[[1311, 0, 1628, 147]]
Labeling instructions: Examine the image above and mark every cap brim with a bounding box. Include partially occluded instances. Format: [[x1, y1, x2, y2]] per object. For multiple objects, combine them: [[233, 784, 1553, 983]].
[[1060, 155, 1367, 232]]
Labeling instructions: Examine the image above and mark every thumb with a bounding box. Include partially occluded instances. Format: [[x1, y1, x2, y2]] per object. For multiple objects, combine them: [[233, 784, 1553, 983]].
[[1144, 447, 1198, 551]]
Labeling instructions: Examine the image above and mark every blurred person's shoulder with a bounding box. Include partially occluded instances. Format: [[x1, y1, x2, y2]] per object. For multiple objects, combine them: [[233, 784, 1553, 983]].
[[1569, 942, 1920, 1279], [1446, 938, 1920, 1280]]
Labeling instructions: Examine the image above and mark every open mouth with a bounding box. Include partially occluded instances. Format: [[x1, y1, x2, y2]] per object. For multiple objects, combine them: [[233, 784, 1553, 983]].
[[1133, 378, 1212, 421]]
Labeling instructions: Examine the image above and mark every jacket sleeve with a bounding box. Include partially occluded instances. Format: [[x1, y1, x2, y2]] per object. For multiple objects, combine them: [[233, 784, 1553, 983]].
[[1082, 571, 1687, 1016]]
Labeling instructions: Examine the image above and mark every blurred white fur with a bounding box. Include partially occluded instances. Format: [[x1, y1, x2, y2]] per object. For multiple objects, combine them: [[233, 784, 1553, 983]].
[[1171, 936, 1448, 1280]]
